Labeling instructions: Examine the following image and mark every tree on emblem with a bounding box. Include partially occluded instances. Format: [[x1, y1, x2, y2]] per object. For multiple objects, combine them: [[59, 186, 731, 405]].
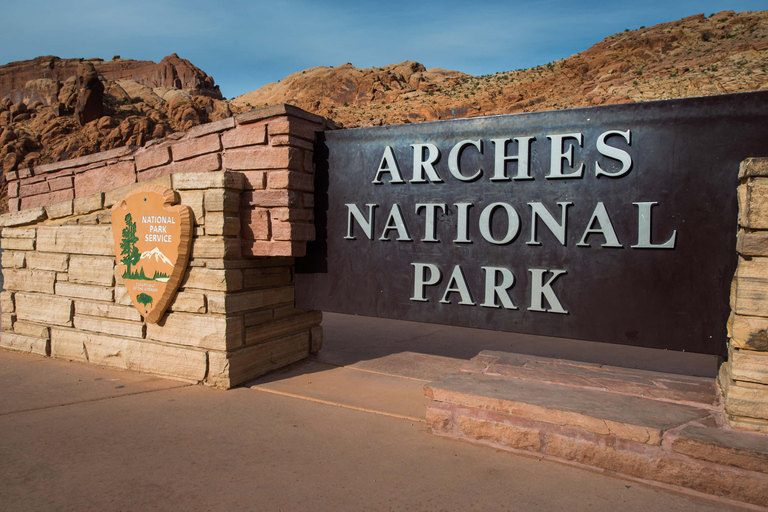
[[120, 213, 140, 277]]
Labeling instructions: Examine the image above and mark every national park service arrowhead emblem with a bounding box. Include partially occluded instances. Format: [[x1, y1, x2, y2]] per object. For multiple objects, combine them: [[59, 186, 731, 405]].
[[111, 186, 193, 323]]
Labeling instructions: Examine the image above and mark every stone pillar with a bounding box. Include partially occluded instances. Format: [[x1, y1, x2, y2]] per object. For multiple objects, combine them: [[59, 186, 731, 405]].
[[720, 157, 768, 431]]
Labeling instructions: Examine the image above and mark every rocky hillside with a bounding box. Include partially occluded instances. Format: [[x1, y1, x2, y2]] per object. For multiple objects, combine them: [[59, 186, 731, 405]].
[[232, 10, 768, 127]]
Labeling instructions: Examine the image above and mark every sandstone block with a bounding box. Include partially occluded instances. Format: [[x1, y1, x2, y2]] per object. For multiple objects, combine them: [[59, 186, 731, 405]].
[[245, 311, 322, 346], [204, 189, 240, 212], [13, 321, 50, 338], [221, 286, 294, 315], [7, 181, 18, 198], [267, 170, 314, 192], [222, 123, 266, 148], [1, 237, 35, 251], [241, 208, 269, 240], [2, 250, 26, 269], [19, 181, 50, 196], [73, 193, 104, 215], [48, 176, 74, 191], [74, 314, 145, 338], [171, 153, 221, 174], [188, 117, 235, 138], [733, 257, 768, 317], [20, 189, 74, 210], [3, 269, 56, 293], [74, 161, 136, 198], [739, 180, 768, 230], [243, 266, 292, 289], [729, 313, 768, 351], [242, 189, 300, 207], [55, 282, 114, 302], [183, 268, 243, 292], [269, 135, 314, 150], [267, 119, 320, 141], [74, 300, 142, 322], [671, 424, 768, 474], [45, 200, 74, 219], [15, 293, 72, 325], [731, 348, 768, 385], [243, 308, 274, 326], [172, 133, 222, 161], [2, 227, 36, 239], [168, 291, 207, 313], [207, 331, 309, 388], [190, 237, 240, 259], [740, 158, 768, 178], [104, 175, 172, 207], [271, 220, 315, 242], [0, 332, 49, 356], [37, 226, 114, 255], [223, 147, 302, 171], [310, 326, 323, 353], [145, 313, 243, 350], [242, 241, 306, 257], [178, 190, 204, 224], [205, 213, 240, 236], [239, 171, 266, 190], [125, 339, 207, 381], [173, 170, 244, 191], [737, 230, 768, 257], [724, 383, 768, 420], [1, 292, 15, 313], [458, 415, 541, 451], [1, 312, 14, 331], [26, 252, 69, 272], [115, 286, 132, 306], [135, 146, 171, 171], [68, 255, 115, 286]]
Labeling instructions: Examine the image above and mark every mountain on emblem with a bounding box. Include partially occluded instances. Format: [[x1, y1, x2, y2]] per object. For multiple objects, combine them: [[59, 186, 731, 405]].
[[140, 247, 173, 266]]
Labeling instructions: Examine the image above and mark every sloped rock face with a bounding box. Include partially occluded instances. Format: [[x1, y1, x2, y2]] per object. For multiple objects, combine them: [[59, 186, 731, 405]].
[[232, 10, 768, 127]]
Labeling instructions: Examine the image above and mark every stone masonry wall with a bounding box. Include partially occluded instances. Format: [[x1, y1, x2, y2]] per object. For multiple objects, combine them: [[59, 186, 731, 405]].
[[0, 103, 331, 388], [720, 158, 768, 432], [0, 171, 322, 388], [5, 104, 334, 258]]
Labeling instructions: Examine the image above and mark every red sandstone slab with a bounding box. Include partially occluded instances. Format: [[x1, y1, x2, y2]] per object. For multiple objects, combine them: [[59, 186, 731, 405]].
[[425, 372, 709, 445], [471, 351, 716, 405], [672, 424, 768, 474]]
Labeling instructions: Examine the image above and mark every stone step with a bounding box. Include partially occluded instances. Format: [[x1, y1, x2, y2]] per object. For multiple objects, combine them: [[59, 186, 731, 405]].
[[425, 351, 768, 508], [465, 350, 717, 406], [425, 372, 710, 445]]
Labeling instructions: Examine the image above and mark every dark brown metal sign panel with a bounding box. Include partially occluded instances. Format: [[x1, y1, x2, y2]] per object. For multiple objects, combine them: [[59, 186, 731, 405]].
[[296, 92, 768, 355]]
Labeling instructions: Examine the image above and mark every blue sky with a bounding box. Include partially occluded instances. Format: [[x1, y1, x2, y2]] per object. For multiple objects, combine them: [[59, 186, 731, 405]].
[[1, 0, 765, 99]]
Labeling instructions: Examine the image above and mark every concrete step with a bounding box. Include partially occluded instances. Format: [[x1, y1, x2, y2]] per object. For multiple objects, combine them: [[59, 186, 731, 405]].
[[425, 351, 768, 508]]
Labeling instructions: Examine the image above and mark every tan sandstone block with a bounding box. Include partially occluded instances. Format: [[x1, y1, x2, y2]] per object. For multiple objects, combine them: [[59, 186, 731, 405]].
[[50, 328, 126, 367], [213, 286, 294, 315], [457, 415, 541, 451], [243, 266, 292, 289], [2, 228, 36, 239], [740, 158, 768, 178], [204, 213, 240, 236], [15, 293, 72, 327], [45, 200, 74, 219], [178, 190, 204, 224], [737, 230, 768, 257], [1, 312, 14, 331], [3, 269, 55, 294], [729, 313, 768, 351], [1, 292, 15, 313], [223, 146, 301, 171], [203, 189, 240, 213], [13, 321, 50, 338], [172, 171, 244, 190], [125, 340, 207, 382], [145, 313, 243, 350], [731, 348, 768, 385], [183, 268, 243, 292], [104, 175, 172, 208], [68, 255, 116, 286], [73, 193, 104, 216], [733, 257, 768, 317], [26, 252, 69, 272], [724, 383, 768, 420], [37, 226, 114, 256], [190, 237, 240, 259], [0, 332, 49, 356], [55, 282, 114, 302], [168, 292, 207, 313], [74, 300, 142, 321], [0, 207, 46, 227], [1, 238, 35, 251], [74, 315, 145, 338], [2, 251, 26, 269], [740, 180, 768, 229], [244, 311, 321, 346]]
